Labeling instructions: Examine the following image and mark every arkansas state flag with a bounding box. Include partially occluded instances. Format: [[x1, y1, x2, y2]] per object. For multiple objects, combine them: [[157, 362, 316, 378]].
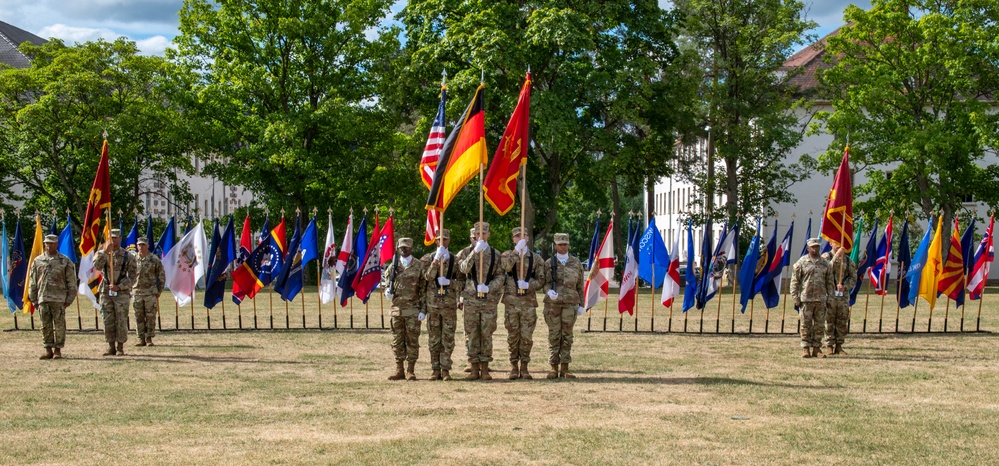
[[967, 215, 994, 300], [583, 220, 614, 311], [484, 72, 531, 216], [353, 216, 394, 303], [618, 218, 640, 314], [820, 145, 854, 252], [80, 139, 111, 256]]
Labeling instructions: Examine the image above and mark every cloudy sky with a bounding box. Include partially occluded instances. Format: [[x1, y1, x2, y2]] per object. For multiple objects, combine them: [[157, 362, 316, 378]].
[[1, 0, 870, 56]]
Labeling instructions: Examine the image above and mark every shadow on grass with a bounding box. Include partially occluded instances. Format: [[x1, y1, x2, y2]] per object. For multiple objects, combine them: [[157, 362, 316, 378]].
[[553, 375, 843, 389], [67, 354, 306, 364]]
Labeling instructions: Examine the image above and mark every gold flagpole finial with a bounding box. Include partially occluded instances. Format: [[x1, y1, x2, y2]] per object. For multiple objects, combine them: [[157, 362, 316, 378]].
[[14, 207, 21, 217], [389, 207, 395, 216], [312, 206, 318, 215], [295, 207, 301, 215], [102, 129, 108, 140], [363, 206, 368, 215], [326, 207, 332, 215], [595, 209, 602, 219]]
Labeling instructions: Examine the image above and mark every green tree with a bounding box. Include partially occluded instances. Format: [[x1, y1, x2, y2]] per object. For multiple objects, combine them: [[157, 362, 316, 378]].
[[672, 0, 817, 226], [0, 38, 195, 226], [396, 0, 690, 253], [816, 0, 999, 229], [172, 0, 409, 223]]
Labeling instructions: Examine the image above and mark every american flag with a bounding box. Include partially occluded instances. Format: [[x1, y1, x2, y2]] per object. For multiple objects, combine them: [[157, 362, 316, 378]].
[[420, 87, 447, 190]]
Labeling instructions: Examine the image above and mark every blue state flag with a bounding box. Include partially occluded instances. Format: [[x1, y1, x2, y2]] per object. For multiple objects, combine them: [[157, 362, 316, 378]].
[[905, 218, 934, 305], [1, 218, 12, 312], [337, 215, 367, 306], [738, 219, 763, 313], [638, 217, 669, 288], [49, 217, 58, 235], [896, 219, 912, 308], [961, 218, 977, 274], [799, 218, 812, 258], [682, 220, 697, 313], [145, 215, 155, 248], [204, 217, 235, 309], [281, 216, 318, 302], [155, 217, 176, 258], [7, 220, 26, 312], [124, 219, 140, 254], [57, 215, 78, 264]]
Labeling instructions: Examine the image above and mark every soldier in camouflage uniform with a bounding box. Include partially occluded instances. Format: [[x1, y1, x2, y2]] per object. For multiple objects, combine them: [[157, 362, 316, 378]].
[[132, 238, 165, 347], [822, 245, 857, 355], [501, 227, 547, 380], [790, 238, 835, 358], [383, 238, 426, 381], [28, 235, 76, 360], [459, 228, 476, 374], [93, 229, 138, 356], [421, 229, 465, 381], [543, 233, 586, 379], [458, 221, 510, 380]]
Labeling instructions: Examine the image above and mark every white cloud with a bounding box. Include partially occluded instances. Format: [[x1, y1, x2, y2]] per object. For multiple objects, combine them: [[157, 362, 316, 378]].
[[136, 35, 171, 56], [38, 23, 118, 43]]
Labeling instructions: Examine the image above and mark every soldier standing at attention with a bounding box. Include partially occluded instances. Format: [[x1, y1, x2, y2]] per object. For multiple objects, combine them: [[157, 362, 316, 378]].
[[822, 245, 857, 355], [501, 227, 547, 380], [790, 238, 835, 358], [132, 237, 165, 347], [543, 233, 585, 379], [458, 221, 508, 381], [421, 229, 464, 381], [93, 229, 138, 356], [458, 228, 476, 374], [28, 234, 76, 360], [383, 238, 426, 381]]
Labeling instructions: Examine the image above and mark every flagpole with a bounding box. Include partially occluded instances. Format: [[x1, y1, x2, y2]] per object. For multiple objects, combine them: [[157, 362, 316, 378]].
[[715, 267, 723, 333], [878, 287, 887, 333], [317, 210, 324, 329], [911, 299, 918, 333], [731, 246, 738, 335], [943, 296, 951, 333], [976, 285, 985, 332], [863, 278, 871, 333]]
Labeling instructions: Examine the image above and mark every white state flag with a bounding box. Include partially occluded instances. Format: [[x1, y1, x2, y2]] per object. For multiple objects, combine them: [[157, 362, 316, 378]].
[[661, 235, 681, 307], [319, 215, 338, 304], [77, 251, 101, 309], [163, 221, 209, 307], [583, 221, 615, 310]]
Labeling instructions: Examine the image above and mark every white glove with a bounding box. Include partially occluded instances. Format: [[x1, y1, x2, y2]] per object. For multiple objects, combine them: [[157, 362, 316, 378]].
[[473, 240, 488, 253], [547, 289, 558, 300], [437, 276, 451, 286], [384, 290, 394, 300], [517, 280, 530, 290], [577, 306, 585, 316], [418, 312, 426, 321], [514, 239, 528, 255], [476, 284, 489, 294], [434, 246, 449, 261]]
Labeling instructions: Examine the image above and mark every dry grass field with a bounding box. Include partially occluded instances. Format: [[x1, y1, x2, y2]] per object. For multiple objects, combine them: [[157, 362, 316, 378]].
[[1, 288, 998, 465]]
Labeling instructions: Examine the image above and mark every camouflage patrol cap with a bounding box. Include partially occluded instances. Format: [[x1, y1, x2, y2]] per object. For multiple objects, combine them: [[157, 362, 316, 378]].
[[43, 234, 58, 244], [511, 227, 524, 237], [473, 221, 490, 233], [806, 238, 821, 247], [554, 233, 570, 245], [110, 228, 122, 238], [137, 237, 149, 245], [397, 237, 413, 248], [439, 228, 450, 239]]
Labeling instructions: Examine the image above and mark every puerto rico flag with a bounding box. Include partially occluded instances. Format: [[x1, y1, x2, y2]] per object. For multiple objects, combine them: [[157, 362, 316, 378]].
[[967, 215, 994, 300], [868, 216, 894, 295]]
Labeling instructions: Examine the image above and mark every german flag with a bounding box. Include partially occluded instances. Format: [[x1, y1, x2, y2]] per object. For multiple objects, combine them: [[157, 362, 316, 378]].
[[425, 84, 487, 212], [80, 140, 111, 256], [820, 145, 853, 251], [484, 73, 531, 215]]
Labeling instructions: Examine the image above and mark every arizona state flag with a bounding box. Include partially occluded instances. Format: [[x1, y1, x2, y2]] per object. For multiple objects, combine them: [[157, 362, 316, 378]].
[[80, 139, 111, 256], [425, 84, 487, 212], [484, 73, 531, 215], [820, 145, 854, 251], [937, 218, 966, 306]]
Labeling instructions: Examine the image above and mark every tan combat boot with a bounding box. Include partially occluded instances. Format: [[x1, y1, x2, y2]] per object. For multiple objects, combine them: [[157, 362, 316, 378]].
[[135, 337, 147, 347], [801, 347, 812, 358], [520, 361, 532, 380], [559, 363, 576, 379], [116, 342, 125, 356], [388, 361, 406, 381], [441, 369, 452, 381], [463, 364, 472, 373], [39, 348, 54, 360], [405, 361, 417, 381], [52, 348, 62, 359], [102, 342, 116, 357], [509, 361, 520, 380], [431, 367, 442, 381], [146, 337, 154, 347], [812, 346, 826, 359], [466, 362, 480, 380], [480, 362, 492, 381], [546, 364, 559, 379], [836, 343, 846, 355]]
